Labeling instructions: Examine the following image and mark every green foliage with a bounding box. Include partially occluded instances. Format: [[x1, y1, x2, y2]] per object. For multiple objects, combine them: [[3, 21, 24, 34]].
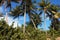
[[0, 20, 47, 40], [0, 0, 60, 40], [0, 19, 60, 40]]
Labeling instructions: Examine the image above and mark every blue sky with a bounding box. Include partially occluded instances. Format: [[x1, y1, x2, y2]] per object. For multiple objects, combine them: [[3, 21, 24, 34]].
[[0, 0, 60, 30]]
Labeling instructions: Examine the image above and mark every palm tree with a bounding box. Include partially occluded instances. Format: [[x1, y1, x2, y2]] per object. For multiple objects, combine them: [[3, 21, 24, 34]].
[[9, 0, 42, 34], [9, 0, 26, 33], [38, 0, 60, 39], [0, 0, 20, 23], [22, 0, 26, 33], [38, 0, 50, 39], [23, 0, 42, 30]]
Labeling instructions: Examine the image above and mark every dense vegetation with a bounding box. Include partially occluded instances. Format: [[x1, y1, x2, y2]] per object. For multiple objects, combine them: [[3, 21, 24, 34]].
[[0, 19, 60, 40]]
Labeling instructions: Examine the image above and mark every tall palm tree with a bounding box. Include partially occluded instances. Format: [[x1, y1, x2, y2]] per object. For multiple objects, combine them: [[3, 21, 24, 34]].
[[24, 0, 42, 30], [9, 0, 26, 33], [22, 0, 26, 33], [38, 0, 60, 39], [38, 0, 50, 39], [9, 0, 42, 33]]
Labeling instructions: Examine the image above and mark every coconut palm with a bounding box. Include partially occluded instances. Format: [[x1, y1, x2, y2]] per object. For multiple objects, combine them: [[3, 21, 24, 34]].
[[0, 0, 20, 22], [9, 0, 42, 34], [38, 0, 60, 39]]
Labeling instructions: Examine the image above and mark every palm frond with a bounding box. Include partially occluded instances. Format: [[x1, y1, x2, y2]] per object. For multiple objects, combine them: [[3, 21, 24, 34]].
[[45, 11, 52, 19], [11, 0, 20, 3], [39, 11, 43, 15], [54, 13, 60, 18], [9, 5, 24, 19]]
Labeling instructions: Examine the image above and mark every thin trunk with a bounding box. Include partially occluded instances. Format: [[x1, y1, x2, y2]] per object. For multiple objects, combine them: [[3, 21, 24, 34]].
[[23, 2, 26, 33], [5, 12, 8, 23], [44, 7, 47, 40], [4, 0, 8, 23], [30, 18, 37, 30], [44, 12, 47, 40]]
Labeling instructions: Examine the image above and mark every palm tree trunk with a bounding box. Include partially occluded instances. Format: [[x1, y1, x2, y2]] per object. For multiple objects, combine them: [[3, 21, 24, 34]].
[[30, 18, 37, 30], [5, 12, 8, 23], [44, 7, 47, 40], [23, 2, 26, 33], [4, 1, 8, 23], [44, 12, 47, 40]]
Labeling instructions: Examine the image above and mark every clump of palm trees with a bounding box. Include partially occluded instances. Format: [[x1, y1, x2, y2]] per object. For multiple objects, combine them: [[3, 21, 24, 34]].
[[0, 0, 60, 40]]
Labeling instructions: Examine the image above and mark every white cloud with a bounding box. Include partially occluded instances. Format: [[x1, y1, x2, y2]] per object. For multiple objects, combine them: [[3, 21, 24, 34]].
[[7, 17, 21, 28]]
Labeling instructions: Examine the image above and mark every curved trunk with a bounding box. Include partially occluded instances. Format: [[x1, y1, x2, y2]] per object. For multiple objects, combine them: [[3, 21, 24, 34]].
[[27, 0, 37, 30], [30, 18, 37, 30]]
